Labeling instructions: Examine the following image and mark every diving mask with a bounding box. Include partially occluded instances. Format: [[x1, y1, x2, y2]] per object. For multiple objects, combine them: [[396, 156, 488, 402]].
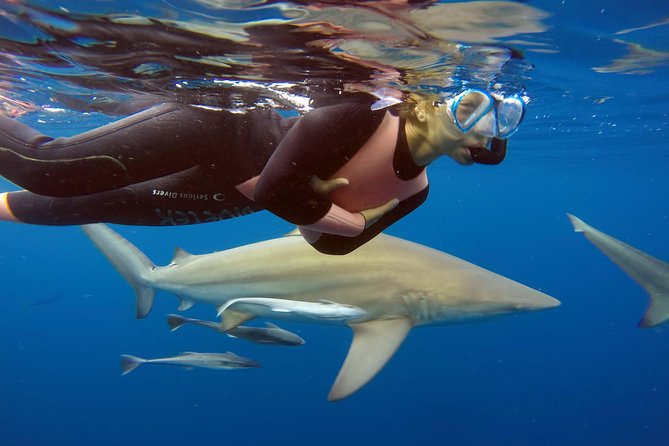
[[446, 89, 526, 139]]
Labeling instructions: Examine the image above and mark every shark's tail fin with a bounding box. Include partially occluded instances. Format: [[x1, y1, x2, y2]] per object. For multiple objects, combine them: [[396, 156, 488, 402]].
[[81, 224, 156, 319], [120, 354, 145, 375], [567, 213, 669, 328], [167, 314, 187, 332]]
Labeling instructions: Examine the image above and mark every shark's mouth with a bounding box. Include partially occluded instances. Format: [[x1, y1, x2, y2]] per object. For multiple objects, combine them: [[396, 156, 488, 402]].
[[468, 138, 508, 165]]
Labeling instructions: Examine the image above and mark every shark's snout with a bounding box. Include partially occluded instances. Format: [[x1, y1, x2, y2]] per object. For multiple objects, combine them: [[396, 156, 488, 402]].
[[543, 295, 561, 309], [521, 293, 561, 311], [499, 289, 560, 313]]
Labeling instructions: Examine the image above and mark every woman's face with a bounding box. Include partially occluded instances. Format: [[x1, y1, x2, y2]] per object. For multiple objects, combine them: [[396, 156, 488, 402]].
[[431, 106, 492, 165]]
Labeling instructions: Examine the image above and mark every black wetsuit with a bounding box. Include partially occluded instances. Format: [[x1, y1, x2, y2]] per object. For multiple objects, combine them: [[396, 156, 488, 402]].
[[0, 97, 428, 254]]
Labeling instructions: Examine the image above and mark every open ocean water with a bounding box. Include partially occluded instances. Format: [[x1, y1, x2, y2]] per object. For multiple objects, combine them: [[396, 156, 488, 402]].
[[0, 1, 668, 445]]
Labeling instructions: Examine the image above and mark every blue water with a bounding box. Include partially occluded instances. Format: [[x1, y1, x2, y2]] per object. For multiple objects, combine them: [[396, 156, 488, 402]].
[[1, 1, 668, 445]]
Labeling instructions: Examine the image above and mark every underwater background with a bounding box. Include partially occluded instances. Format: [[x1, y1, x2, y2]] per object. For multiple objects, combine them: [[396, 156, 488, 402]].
[[1, 1, 668, 445]]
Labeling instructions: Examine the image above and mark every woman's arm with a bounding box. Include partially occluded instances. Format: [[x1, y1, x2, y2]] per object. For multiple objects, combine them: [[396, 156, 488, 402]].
[[304, 186, 429, 255], [254, 100, 386, 229]]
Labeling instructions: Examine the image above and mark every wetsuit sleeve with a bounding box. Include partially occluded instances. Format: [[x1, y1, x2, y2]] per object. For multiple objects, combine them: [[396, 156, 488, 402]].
[[306, 186, 429, 255], [253, 101, 385, 227]]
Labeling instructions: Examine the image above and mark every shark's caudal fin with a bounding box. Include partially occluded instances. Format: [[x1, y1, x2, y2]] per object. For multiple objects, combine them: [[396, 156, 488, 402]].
[[328, 318, 412, 402], [567, 214, 669, 327], [81, 224, 157, 319], [120, 354, 145, 375]]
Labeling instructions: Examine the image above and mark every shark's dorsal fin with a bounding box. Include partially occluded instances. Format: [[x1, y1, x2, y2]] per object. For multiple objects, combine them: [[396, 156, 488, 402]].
[[171, 247, 192, 263], [283, 228, 302, 237], [328, 318, 412, 402], [264, 322, 280, 329]]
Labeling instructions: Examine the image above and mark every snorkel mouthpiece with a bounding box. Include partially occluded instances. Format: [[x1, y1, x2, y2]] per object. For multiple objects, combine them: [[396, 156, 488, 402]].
[[469, 138, 507, 165]]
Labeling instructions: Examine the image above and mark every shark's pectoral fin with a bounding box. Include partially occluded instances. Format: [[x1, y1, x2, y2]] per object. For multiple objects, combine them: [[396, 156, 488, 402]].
[[220, 309, 254, 332], [328, 318, 412, 402], [639, 292, 669, 327]]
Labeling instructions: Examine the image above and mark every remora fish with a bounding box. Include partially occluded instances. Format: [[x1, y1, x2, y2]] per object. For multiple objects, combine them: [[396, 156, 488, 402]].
[[120, 351, 261, 375], [568, 213, 669, 327], [167, 314, 305, 346], [83, 224, 559, 401], [216, 297, 368, 329]]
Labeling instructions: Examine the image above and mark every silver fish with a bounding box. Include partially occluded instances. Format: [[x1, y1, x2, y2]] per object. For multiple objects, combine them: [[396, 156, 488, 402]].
[[167, 314, 305, 346], [216, 297, 368, 329], [120, 351, 261, 375]]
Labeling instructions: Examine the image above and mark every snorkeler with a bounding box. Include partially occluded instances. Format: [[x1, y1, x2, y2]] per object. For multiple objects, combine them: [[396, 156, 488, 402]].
[[0, 89, 525, 254]]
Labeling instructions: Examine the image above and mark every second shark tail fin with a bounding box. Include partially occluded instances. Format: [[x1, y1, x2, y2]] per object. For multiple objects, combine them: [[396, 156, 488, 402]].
[[566, 213, 589, 233], [567, 213, 669, 328], [167, 314, 187, 332], [120, 354, 145, 375], [82, 224, 157, 319]]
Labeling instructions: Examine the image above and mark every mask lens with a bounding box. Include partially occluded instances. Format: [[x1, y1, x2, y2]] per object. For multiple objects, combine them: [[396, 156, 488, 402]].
[[453, 90, 492, 132], [496, 98, 525, 138], [470, 113, 497, 138]]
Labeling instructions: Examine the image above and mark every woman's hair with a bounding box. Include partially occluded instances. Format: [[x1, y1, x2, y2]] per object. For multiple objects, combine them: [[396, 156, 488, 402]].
[[400, 93, 441, 128]]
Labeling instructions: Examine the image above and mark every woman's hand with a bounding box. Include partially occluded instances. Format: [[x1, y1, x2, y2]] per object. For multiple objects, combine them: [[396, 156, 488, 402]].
[[359, 199, 399, 227], [310, 175, 349, 195], [310, 174, 399, 228]]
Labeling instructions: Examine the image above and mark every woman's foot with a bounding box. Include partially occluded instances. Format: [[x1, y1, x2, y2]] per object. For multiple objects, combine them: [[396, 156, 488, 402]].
[[0, 192, 19, 222]]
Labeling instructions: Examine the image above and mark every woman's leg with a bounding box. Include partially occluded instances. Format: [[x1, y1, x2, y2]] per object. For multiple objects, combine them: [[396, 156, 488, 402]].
[[0, 166, 261, 226], [0, 103, 224, 197]]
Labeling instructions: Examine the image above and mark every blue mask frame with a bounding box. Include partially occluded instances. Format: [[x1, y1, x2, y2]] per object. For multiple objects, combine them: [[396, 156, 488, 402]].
[[447, 89, 526, 139]]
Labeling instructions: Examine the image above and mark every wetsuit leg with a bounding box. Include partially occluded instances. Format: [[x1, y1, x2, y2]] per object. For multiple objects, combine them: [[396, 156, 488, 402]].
[[4, 166, 261, 226], [0, 103, 224, 197]]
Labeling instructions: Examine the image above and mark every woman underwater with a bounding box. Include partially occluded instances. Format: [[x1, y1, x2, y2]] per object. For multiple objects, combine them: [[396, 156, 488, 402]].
[[0, 89, 525, 254]]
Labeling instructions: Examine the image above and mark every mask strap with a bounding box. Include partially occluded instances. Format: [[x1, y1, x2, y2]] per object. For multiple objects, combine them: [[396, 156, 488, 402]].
[[468, 138, 507, 165]]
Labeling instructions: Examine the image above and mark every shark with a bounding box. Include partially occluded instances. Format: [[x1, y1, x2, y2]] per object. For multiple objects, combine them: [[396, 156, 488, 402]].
[[568, 213, 669, 328], [82, 224, 560, 401]]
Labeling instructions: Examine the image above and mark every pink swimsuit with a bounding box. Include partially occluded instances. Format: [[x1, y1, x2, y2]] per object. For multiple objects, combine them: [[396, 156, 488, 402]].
[[238, 110, 428, 242]]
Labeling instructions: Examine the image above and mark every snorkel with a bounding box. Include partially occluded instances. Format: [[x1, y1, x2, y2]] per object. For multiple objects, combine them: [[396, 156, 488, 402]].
[[468, 138, 507, 165]]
